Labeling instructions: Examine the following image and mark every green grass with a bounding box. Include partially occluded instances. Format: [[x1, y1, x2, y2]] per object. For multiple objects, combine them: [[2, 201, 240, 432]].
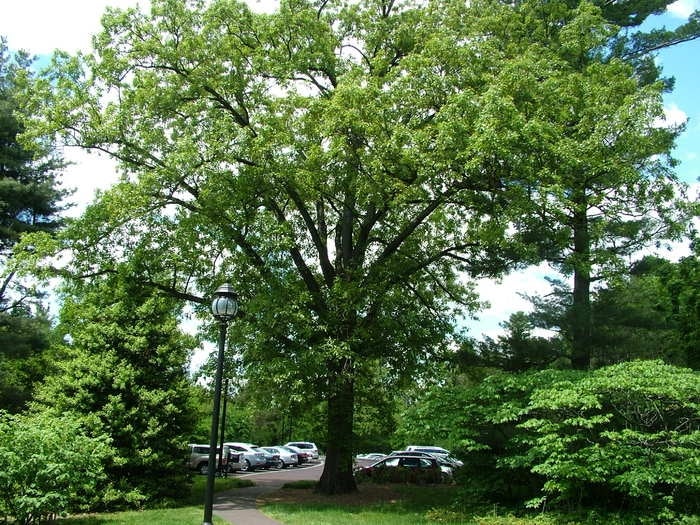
[[261, 484, 474, 525], [58, 476, 253, 524], [55, 506, 229, 525], [53, 477, 699, 525], [259, 484, 666, 525]]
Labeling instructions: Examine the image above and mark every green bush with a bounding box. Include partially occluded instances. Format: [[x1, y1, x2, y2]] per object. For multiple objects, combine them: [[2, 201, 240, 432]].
[[356, 465, 443, 484], [397, 360, 700, 521], [397, 368, 579, 503], [0, 411, 112, 524], [514, 360, 700, 519]]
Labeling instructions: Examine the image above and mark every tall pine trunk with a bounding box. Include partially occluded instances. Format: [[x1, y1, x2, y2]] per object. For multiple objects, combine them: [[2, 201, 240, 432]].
[[570, 203, 592, 370], [317, 359, 357, 494]]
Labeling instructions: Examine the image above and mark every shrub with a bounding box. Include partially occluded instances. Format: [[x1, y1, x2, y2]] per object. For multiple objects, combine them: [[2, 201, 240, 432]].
[[513, 360, 700, 518], [398, 360, 700, 521], [356, 465, 443, 484], [0, 411, 112, 524]]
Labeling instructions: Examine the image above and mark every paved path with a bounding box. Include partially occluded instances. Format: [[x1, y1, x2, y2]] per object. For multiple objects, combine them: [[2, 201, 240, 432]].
[[213, 462, 324, 525]]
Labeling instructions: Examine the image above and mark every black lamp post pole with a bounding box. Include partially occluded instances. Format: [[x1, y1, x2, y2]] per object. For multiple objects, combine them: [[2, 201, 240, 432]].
[[218, 378, 229, 474], [203, 320, 228, 525]]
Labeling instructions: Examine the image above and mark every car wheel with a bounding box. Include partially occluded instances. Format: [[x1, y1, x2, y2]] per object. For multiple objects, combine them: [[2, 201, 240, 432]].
[[280, 460, 288, 469], [240, 459, 251, 472], [276, 459, 284, 469], [198, 463, 208, 475]]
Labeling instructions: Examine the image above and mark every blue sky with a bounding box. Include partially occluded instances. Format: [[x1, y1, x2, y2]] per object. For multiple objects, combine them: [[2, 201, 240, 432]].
[[1, 0, 698, 342], [644, 7, 700, 186]]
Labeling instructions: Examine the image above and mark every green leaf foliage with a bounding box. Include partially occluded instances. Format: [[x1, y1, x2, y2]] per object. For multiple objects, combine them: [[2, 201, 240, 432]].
[[14, 0, 687, 492], [0, 38, 69, 250], [0, 306, 54, 413], [397, 361, 700, 519], [519, 360, 700, 518], [0, 410, 112, 524], [33, 273, 198, 509]]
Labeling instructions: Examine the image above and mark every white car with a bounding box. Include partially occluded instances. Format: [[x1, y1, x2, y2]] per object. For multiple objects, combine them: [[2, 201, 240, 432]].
[[223, 442, 268, 471], [405, 445, 451, 457], [284, 441, 319, 460]]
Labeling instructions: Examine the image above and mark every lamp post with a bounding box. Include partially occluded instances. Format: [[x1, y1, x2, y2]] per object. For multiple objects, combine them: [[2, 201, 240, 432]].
[[203, 283, 238, 525], [218, 378, 229, 475]]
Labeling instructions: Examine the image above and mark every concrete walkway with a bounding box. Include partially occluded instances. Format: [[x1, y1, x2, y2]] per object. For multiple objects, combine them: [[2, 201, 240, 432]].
[[213, 462, 324, 525]]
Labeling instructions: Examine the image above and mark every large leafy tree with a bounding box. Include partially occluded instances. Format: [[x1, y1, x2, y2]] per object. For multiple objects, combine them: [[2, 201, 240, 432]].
[[16, 0, 678, 492]]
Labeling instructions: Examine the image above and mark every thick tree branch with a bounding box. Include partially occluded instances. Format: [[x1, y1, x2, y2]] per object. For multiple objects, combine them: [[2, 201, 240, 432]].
[[265, 198, 327, 314], [284, 182, 336, 286]]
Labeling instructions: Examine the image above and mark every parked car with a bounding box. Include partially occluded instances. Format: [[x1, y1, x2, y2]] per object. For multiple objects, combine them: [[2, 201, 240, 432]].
[[405, 445, 451, 457], [284, 441, 319, 460], [356, 452, 387, 461], [264, 446, 297, 468], [390, 450, 460, 471], [274, 445, 302, 467], [283, 444, 310, 465], [255, 446, 280, 468], [404, 445, 463, 467], [223, 442, 268, 471], [354, 454, 448, 484], [187, 443, 243, 475]]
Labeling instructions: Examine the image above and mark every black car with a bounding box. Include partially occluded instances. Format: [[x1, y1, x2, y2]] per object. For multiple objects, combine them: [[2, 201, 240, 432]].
[[354, 454, 448, 484], [390, 450, 462, 469]]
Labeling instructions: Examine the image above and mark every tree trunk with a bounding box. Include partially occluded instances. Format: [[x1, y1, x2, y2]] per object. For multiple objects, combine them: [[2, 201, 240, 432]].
[[570, 204, 592, 370], [317, 362, 357, 494]]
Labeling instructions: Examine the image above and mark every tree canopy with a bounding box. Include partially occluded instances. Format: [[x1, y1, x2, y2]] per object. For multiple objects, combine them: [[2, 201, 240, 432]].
[[0, 37, 69, 412], [0, 38, 68, 252], [33, 272, 198, 506], [16, 0, 684, 492]]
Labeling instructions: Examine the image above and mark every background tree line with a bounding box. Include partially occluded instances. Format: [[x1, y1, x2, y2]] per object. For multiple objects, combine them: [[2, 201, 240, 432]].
[[0, 0, 698, 521]]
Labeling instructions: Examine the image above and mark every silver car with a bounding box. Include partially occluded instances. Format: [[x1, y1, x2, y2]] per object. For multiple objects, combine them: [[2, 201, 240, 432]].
[[264, 446, 298, 468], [187, 443, 244, 474], [284, 441, 319, 460], [223, 442, 267, 471]]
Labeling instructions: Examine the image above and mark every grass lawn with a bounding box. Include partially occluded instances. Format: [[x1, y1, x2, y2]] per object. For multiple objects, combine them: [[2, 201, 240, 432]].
[[259, 481, 700, 525], [58, 476, 251, 525], [259, 482, 548, 525], [56, 506, 229, 525], [54, 477, 692, 525]]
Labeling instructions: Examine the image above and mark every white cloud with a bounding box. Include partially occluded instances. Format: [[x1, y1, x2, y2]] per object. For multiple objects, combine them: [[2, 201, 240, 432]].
[[658, 103, 689, 128], [1, 1, 151, 55], [465, 263, 559, 340], [668, 0, 699, 18]]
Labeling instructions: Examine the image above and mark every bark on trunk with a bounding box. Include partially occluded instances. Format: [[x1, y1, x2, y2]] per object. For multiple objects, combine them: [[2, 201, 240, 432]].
[[317, 365, 357, 494], [571, 204, 592, 370]]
